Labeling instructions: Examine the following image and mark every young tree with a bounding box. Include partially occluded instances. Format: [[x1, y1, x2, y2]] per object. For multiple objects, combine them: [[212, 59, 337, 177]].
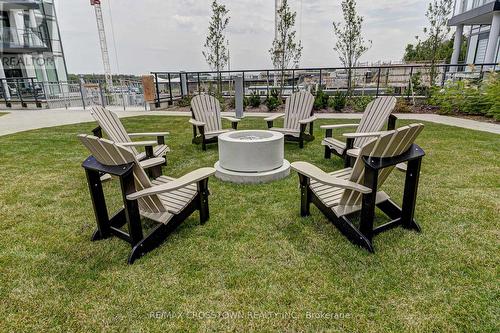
[[422, 0, 453, 85], [269, 0, 303, 97], [203, 0, 230, 93], [332, 0, 371, 94]]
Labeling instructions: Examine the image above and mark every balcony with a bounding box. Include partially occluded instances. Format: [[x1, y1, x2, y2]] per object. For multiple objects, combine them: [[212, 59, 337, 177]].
[[0, 0, 41, 10], [0, 27, 49, 53], [449, 0, 500, 25]]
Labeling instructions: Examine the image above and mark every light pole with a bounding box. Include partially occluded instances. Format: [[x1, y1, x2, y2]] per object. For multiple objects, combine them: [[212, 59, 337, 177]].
[[227, 40, 232, 94]]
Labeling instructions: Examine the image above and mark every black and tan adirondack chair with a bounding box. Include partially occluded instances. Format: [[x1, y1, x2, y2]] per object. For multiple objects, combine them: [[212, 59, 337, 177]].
[[291, 123, 425, 252], [79, 134, 215, 264], [189, 94, 241, 150], [264, 91, 316, 148], [322, 96, 398, 167], [91, 106, 170, 167]]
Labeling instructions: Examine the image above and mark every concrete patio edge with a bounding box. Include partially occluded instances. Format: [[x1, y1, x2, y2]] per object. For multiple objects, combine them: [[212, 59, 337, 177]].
[[0, 108, 499, 136]]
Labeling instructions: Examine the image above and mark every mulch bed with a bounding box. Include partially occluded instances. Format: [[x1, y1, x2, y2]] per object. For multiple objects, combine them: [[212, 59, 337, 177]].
[[161, 104, 499, 124]]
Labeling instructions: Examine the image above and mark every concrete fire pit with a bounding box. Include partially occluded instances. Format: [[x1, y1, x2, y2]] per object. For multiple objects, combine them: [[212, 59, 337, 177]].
[[214, 130, 290, 184]]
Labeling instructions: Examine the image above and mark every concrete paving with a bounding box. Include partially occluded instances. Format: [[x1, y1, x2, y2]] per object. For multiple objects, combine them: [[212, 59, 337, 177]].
[[0, 107, 499, 137]]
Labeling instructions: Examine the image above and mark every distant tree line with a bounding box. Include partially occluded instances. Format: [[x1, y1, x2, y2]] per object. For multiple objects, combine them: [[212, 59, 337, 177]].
[[404, 36, 467, 64], [67, 73, 139, 83]]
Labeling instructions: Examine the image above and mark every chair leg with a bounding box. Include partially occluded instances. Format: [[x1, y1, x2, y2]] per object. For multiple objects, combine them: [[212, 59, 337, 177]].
[[387, 114, 397, 130], [324, 129, 333, 159], [128, 216, 184, 264], [305, 188, 374, 253], [192, 125, 197, 141], [197, 179, 210, 224], [343, 154, 351, 168], [149, 165, 162, 179], [299, 138, 304, 149], [324, 146, 332, 159], [401, 157, 422, 232], [359, 166, 379, 244], [120, 172, 143, 246], [85, 169, 111, 241], [299, 124, 306, 148], [299, 175, 311, 216], [199, 127, 207, 151]]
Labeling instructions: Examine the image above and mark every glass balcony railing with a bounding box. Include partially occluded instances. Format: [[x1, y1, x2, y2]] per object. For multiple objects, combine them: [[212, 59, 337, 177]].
[[455, 0, 497, 15], [0, 27, 48, 50]]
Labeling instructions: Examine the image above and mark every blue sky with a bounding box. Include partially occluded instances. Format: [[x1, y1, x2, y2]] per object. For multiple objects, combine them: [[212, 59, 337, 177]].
[[56, 0, 432, 75]]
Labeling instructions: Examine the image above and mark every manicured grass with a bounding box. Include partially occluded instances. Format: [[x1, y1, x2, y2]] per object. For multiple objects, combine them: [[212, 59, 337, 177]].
[[0, 116, 498, 332]]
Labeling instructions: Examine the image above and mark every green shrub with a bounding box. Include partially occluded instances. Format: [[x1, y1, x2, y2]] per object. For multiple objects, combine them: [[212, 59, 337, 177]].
[[394, 99, 412, 113], [208, 92, 226, 111], [177, 96, 192, 108], [430, 80, 483, 115], [348, 95, 374, 112], [429, 73, 500, 120], [405, 72, 430, 97], [265, 89, 281, 111], [483, 72, 500, 121], [228, 96, 249, 109], [429, 81, 468, 114], [248, 93, 261, 108], [313, 89, 329, 110], [329, 92, 347, 111]]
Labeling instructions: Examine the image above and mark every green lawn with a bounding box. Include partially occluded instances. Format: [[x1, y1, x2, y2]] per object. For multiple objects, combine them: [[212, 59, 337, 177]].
[[0, 116, 498, 332], [0, 112, 8, 117]]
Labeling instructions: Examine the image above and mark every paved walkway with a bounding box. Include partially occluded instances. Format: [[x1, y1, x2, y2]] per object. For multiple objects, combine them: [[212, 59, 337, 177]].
[[0, 107, 499, 137]]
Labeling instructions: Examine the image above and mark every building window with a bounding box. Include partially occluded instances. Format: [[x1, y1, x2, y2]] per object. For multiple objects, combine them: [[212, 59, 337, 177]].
[[474, 33, 489, 63], [467, 34, 479, 64], [496, 36, 500, 63]]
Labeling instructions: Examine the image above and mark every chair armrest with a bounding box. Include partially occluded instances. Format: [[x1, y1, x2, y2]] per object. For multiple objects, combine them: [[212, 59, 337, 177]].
[[128, 132, 170, 137], [346, 148, 360, 158], [118, 141, 157, 147], [299, 116, 317, 125], [126, 167, 216, 200], [139, 157, 165, 170], [222, 117, 241, 123], [291, 162, 371, 194], [264, 113, 284, 122], [320, 124, 359, 130], [342, 130, 393, 139], [396, 162, 407, 172], [189, 119, 206, 127]]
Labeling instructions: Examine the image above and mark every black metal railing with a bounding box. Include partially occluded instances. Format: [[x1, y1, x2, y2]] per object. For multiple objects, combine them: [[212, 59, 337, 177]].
[[0, 77, 147, 110], [151, 62, 500, 107], [0, 77, 44, 108]]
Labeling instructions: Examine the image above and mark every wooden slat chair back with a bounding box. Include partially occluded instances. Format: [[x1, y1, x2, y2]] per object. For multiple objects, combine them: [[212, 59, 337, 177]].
[[283, 91, 315, 130], [354, 96, 397, 148], [78, 135, 167, 217], [292, 123, 425, 252], [90, 106, 139, 155], [337, 124, 424, 215], [191, 95, 223, 133]]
